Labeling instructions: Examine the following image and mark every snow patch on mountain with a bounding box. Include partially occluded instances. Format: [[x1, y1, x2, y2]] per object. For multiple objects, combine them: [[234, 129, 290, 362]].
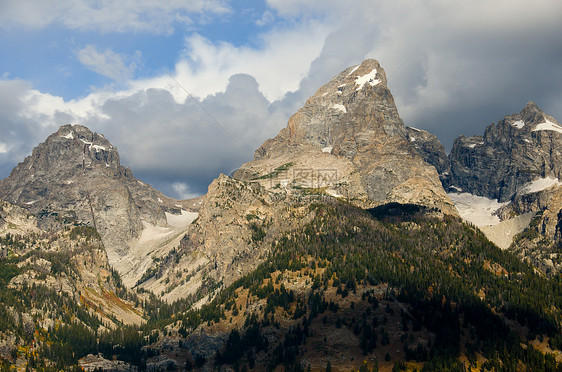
[[137, 221, 174, 245], [480, 212, 535, 249], [447, 192, 508, 226], [511, 120, 525, 129], [519, 177, 562, 195], [355, 68, 380, 90], [532, 119, 562, 134], [165, 210, 198, 228], [91, 145, 106, 152], [468, 142, 484, 148], [332, 104, 347, 113], [112, 211, 199, 288], [347, 65, 360, 76]]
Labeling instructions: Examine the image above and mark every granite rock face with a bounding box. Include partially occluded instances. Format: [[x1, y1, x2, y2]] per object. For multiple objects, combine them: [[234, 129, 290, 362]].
[[449, 102, 562, 202], [138, 174, 317, 302], [237, 59, 456, 215], [0, 197, 144, 338], [0, 124, 191, 282], [405, 127, 451, 189]]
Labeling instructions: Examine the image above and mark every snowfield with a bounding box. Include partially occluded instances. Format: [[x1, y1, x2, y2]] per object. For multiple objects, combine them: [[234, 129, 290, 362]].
[[110, 210, 198, 288], [165, 210, 198, 228], [519, 177, 562, 195], [447, 192, 508, 226], [448, 192, 535, 249]]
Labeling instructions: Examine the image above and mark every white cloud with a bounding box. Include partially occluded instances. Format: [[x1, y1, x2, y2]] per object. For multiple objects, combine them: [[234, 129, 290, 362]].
[[0, 143, 9, 154], [127, 20, 330, 103], [172, 182, 200, 200], [0, 72, 293, 196], [178, 23, 329, 101], [0, 0, 230, 33], [256, 10, 275, 26], [355, 0, 562, 146], [76, 45, 140, 81]]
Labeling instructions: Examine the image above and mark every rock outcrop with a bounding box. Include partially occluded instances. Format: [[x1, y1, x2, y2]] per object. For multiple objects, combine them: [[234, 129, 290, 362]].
[[138, 175, 316, 302], [0, 198, 144, 331], [405, 127, 451, 189]]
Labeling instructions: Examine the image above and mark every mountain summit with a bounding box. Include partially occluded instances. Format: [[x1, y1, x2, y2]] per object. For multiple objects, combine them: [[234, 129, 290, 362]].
[[0, 124, 196, 286], [450, 101, 562, 202], [236, 59, 456, 214]]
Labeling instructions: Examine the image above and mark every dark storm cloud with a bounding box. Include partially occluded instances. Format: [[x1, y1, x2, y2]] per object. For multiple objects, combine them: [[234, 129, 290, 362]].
[[88, 74, 294, 196]]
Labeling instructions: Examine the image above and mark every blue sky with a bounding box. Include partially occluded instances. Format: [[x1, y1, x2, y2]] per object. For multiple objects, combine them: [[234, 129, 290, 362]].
[[1, 0, 561, 198], [0, 1, 273, 99]]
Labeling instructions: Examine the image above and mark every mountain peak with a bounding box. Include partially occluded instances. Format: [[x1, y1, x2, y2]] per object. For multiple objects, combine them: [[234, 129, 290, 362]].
[[310, 58, 387, 101], [17, 124, 122, 181], [284, 58, 403, 147], [523, 100, 539, 112], [450, 102, 562, 201], [238, 59, 455, 214], [0, 124, 193, 286], [518, 101, 546, 126]]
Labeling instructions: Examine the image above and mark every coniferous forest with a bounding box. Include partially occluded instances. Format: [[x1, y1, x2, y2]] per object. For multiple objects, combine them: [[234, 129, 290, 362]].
[[1, 201, 562, 371]]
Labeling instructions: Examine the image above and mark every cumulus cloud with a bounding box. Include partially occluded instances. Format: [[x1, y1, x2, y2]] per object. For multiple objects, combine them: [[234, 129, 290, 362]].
[[1, 0, 561, 199], [76, 45, 141, 81], [132, 22, 330, 103], [0, 79, 60, 177], [0, 72, 291, 197], [0, 0, 230, 33], [92, 73, 289, 195]]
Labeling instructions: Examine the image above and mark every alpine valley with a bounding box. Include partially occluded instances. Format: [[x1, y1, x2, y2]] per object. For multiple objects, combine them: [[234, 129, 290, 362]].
[[1, 59, 561, 371]]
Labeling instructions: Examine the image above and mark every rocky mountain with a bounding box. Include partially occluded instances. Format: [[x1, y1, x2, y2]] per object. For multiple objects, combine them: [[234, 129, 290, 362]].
[[140, 59, 462, 303], [135, 175, 311, 302], [0, 124, 197, 287], [446, 102, 562, 273], [449, 102, 562, 202], [235, 59, 456, 215], [1, 59, 562, 371]]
